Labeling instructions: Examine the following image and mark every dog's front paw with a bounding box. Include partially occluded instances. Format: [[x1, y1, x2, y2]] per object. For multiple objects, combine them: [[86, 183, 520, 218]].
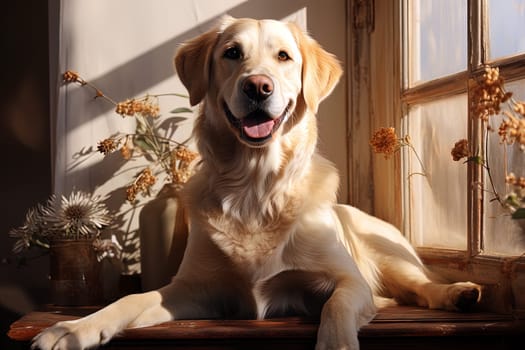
[[315, 296, 372, 350], [32, 319, 117, 350], [316, 325, 359, 350], [447, 281, 481, 311]]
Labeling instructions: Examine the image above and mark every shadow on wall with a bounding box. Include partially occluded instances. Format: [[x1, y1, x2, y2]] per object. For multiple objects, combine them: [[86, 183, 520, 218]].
[[59, 0, 309, 132], [58, 0, 311, 194]]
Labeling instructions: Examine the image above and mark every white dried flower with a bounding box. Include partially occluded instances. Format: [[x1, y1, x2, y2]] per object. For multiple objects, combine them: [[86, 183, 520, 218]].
[[42, 192, 112, 240], [8, 191, 113, 254]]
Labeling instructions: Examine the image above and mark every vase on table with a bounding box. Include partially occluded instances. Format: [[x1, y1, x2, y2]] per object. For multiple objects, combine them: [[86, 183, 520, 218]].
[[49, 239, 103, 306], [139, 184, 188, 292], [516, 218, 525, 234]]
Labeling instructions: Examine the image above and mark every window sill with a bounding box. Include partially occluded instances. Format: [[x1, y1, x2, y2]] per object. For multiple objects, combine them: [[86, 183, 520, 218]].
[[9, 305, 525, 349]]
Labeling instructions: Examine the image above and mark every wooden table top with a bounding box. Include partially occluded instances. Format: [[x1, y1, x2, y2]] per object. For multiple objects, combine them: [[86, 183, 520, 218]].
[[9, 305, 525, 343]]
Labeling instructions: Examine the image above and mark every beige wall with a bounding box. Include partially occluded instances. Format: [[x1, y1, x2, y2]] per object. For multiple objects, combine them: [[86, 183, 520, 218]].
[[307, 1, 349, 203]]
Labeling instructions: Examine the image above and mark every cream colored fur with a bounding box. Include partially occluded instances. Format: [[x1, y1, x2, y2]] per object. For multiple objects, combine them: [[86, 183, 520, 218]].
[[33, 17, 481, 350]]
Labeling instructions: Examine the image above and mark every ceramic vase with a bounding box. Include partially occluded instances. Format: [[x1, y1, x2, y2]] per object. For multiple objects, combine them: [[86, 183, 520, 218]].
[[139, 184, 188, 292]]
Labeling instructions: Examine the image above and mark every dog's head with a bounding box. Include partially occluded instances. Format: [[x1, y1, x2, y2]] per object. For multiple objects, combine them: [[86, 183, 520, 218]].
[[175, 16, 342, 148]]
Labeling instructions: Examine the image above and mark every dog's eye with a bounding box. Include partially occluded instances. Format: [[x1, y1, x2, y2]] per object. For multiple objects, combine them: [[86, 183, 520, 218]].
[[224, 47, 242, 60], [277, 51, 290, 61]]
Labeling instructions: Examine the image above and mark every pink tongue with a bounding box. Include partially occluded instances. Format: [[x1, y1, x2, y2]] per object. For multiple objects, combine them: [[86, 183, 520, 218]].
[[243, 119, 275, 138]]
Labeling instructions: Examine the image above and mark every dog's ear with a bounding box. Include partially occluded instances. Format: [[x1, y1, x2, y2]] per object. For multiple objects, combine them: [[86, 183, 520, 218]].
[[287, 23, 343, 113], [174, 25, 220, 106]]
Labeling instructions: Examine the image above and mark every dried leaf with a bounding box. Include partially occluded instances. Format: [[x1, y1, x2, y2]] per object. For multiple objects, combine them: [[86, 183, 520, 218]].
[[170, 107, 193, 114]]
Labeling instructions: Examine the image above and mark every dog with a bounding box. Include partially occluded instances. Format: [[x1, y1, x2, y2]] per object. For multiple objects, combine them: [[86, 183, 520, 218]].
[[33, 16, 481, 350]]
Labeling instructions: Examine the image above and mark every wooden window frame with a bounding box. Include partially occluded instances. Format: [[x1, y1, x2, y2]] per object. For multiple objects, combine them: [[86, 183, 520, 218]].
[[348, 0, 525, 312]]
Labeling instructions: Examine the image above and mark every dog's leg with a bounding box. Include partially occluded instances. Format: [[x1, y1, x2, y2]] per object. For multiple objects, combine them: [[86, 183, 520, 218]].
[[31, 277, 242, 350], [334, 205, 481, 311], [285, 208, 376, 350], [381, 261, 481, 311], [315, 277, 376, 350], [363, 232, 481, 311], [32, 290, 166, 350]]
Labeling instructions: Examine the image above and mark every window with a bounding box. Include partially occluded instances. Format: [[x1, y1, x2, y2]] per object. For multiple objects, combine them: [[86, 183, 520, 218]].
[[403, 0, 470, 250], [352, 0, 525, 311]]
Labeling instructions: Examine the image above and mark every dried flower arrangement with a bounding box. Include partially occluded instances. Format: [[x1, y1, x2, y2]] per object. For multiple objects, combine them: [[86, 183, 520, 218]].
[[8, 71, 199, 264], [8, 190, 120, 261], [451, 66, 525, 220], [62, 70, 199, 203], [370, 66, 525, 222]]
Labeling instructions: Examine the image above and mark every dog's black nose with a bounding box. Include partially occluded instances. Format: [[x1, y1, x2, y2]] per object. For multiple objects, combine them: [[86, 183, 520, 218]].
[[242, 75, 274, 101]]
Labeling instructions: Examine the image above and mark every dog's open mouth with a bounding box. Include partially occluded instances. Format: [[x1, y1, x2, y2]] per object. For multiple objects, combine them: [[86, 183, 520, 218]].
[[224, 103, 289, 145]]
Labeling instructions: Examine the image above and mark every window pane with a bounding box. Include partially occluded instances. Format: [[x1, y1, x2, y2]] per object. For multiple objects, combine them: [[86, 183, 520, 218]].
[[407, 0, 467, 86], [488, 0, 525, 60], [484, 79, 525, 255], [404, 94, 468, 249]]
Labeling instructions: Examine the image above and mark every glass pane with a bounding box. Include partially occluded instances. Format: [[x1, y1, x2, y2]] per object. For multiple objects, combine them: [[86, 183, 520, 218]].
[[484, 79, 525, 255], [404, 94, 468, 249], [488, 0, 525, 60], [407, 0, 467, 86]]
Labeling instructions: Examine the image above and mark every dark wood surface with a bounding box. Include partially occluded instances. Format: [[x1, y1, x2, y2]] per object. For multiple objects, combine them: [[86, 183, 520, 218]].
[[9, 306, 525, 349]]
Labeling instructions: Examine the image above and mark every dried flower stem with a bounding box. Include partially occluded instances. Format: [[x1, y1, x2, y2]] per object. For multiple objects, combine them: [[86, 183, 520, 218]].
[[483, 129, 504, 206], [464, 65, 525, 217], [62, 71, 189, 115], [63, 70, 198, 202], [403, 138, 428, 179], [152, 93, 189, 99]]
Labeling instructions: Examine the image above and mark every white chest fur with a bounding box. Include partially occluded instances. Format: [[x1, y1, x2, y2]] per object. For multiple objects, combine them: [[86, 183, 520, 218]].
[[209, 218, 292, 277]]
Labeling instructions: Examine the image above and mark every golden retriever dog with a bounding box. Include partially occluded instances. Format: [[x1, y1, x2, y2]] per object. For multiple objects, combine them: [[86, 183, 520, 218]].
[[33, 16, 481, 350]]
